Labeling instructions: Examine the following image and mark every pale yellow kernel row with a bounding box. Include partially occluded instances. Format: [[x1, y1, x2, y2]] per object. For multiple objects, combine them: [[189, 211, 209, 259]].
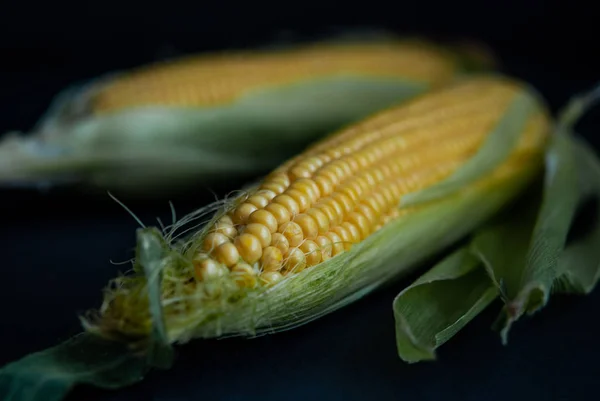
[[91, 42, 459, 113]]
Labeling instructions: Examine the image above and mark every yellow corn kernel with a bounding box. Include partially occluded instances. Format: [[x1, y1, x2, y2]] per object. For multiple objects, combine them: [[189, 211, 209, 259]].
[[279, 221, 304, 248], [247, 194, 270, 209], [315, 235, 333, 261], [247, 210, 278, 233], [243, 223, 272, 248], [272, 195, 300, 217], [290, 178, 321, 201], [214, 242, 240, 268], [305, 208, 330, 235], [264, 203, 292, 226], [283, 247, 307, 274], [203, 232, 229, 252], [256, 190, 277, 201], [194, 257, 225, 282], [271, 233, 290, 255], [234, 234, 263, 264], [260, 271, 284, 286], [332, 225, 354, 250], [325, 232, 346, 256], [286, 189, 311, 213], [260, 181, 287, 195], [346, 212, 371, 240], [232, 203, 258, 225], [213, 218, 237, 239], [261, 246, 283, 272], [231, 263, 257, 288], [300, 240, 321, 267], [293, 214, 319, 240]]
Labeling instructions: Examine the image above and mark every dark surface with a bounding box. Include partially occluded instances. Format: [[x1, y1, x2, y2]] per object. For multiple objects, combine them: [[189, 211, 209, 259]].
[[1, 1, 600, 400]]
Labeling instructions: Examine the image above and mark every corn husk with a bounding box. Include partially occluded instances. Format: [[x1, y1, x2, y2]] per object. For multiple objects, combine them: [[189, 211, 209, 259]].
[[393, 83, 600, 362], [0, 37, 480, 196], [394, 247, 498, 362], [553, 139, 600, 294]]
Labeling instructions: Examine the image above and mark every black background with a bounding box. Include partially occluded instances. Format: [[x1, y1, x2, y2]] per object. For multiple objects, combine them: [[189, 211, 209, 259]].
[[1, 1, 600, 400]]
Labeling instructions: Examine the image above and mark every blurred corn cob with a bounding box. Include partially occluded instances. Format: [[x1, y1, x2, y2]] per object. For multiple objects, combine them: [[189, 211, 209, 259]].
[[83, 75, 550, 346], [0, 38, 489, 195]]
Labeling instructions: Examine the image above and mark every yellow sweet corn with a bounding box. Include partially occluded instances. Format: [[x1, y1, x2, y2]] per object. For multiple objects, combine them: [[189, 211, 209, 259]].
[[0, 38, 478, 194], [84, 75, 550, 346], [90, 41, 460, 114]]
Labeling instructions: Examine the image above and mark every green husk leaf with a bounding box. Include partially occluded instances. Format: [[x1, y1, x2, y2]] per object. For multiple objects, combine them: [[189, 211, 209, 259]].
[[137, 228, 174, 369], [467, 195, 542, 341], [489, 132, 578, 342], [0, 230, 174, 400], [0, 230, 173, 401], [407, 83, 600, 346], [553, 138, 600, 295], [470, 192, 542, 302], [393, 248, 497, 363], [555, 82, 600, 130], [499, 79, 600, 342], [393, 189, 541, 363], [0, 334, 147, 401], [491, 81, 600, 341], [401, 90, 537, 207], [551, 83, 600, 294], [392, 83, 600, 360]]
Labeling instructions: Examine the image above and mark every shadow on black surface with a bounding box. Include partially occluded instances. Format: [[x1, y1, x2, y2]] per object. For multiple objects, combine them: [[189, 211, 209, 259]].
[[0, 174, 253, 220]]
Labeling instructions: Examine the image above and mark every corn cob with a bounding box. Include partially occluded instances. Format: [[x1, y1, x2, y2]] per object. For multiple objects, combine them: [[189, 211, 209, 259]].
[[90, 41, 459, 114], [0, 39, 474, 194], [84, 75, 550, 345]]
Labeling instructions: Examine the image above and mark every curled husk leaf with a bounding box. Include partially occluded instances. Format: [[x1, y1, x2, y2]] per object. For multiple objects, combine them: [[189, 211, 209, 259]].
[[393, 81, 600, 361]]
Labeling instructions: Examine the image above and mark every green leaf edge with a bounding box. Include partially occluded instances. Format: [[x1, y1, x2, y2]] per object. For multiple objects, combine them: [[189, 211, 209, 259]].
[[394, 81, 600, 360], [498, 80, 600, 342], [137, 228, 175, 369], [393, 248, 498, 363], [401, 90, 536, 207], [0, 333, 147, 401], [553, 138, 600, 295]]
